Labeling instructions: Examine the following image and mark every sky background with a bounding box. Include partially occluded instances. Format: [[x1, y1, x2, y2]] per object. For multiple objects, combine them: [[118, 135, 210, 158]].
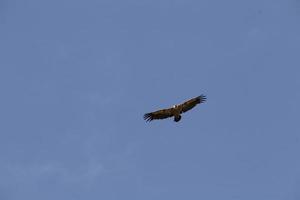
[[1, 0, 300, 199]]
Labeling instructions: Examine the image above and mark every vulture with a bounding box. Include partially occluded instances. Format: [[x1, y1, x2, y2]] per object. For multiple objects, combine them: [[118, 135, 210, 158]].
[[144, 95, 206, 122]]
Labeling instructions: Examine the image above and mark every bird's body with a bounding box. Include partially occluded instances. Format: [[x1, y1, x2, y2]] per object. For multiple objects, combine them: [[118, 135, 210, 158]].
[[144, 95, 206, 122], [172, 105, 182, 122]]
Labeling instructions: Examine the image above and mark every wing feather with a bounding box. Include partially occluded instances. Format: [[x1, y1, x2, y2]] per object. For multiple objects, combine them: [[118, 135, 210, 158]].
[[180, 95, 206, 113], [144, 108, 174, 122]]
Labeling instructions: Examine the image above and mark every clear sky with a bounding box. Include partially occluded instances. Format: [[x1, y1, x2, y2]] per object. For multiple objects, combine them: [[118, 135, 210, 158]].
[[1, 0, 300, 199]]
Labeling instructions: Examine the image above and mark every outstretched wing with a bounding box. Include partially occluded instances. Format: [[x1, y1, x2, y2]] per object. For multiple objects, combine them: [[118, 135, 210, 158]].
[[180, 95, 206, 113], [144, 108, 174, 122]]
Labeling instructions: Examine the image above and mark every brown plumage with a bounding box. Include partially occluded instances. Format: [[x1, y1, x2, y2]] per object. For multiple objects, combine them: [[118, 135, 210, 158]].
[[144, 95, 206, 122]]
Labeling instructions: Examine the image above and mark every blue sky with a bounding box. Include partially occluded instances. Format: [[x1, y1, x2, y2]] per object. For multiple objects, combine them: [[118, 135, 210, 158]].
[[1, 0, 300, 199]]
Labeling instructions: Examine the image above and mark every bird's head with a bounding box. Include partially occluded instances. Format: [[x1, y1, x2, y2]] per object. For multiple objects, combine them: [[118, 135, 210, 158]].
[[173, 105, 178, 108]]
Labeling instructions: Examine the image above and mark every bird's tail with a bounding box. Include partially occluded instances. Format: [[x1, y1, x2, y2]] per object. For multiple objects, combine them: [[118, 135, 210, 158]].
[[174, 115, 181, 122]]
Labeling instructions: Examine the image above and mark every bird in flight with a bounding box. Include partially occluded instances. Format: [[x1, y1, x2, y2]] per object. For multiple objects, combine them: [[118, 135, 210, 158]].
[[144, 95, 206, 122]]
